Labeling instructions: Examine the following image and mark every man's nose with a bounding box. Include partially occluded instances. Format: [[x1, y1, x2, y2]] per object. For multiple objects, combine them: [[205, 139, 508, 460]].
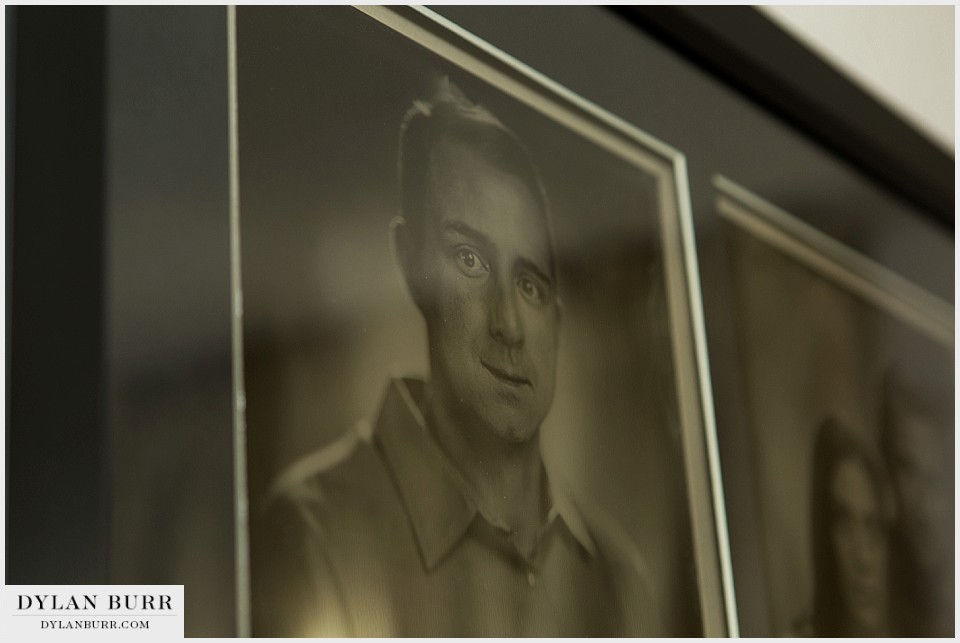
[[488, 274, 524, 346]]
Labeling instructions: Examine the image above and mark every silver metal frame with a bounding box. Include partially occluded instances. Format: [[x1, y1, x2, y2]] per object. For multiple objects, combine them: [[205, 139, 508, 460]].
[[230, 6, 739, 635], [715, 175, 954, 349], [227, 5, 252, 638]]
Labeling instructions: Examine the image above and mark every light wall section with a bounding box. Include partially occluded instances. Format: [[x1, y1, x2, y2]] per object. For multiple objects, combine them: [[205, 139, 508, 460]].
[[760, 5, 955, 154]]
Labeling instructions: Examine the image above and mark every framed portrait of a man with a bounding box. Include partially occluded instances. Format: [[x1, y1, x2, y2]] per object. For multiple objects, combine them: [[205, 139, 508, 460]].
[[234, 6, 732, 636], [715, 177, 954, 637]]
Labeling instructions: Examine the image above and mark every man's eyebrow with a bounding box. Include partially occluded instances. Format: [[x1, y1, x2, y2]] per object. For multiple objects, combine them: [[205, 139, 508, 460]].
[[517, 257, 553, 287], [440, 220, 493, 248]]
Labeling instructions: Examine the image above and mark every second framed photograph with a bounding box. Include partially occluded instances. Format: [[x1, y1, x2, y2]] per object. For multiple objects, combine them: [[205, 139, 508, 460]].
[[236, 6, 731, 636], [716, 177, 954, 638]]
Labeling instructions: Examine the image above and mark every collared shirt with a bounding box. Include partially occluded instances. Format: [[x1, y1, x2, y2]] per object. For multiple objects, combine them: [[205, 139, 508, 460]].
[[253, 379, 661, 637]]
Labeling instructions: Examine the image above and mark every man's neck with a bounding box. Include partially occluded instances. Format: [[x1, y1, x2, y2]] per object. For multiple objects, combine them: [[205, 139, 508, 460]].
[[425, 383, 546, 555]]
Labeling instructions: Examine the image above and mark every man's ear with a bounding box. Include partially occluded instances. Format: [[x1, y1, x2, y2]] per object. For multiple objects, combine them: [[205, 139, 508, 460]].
[[389, 215, 425, 311]]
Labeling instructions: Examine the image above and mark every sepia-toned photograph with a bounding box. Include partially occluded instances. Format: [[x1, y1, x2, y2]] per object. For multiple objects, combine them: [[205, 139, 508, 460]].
[[7, 5, 953, 641], [238, 6, 726, 636], [716, 178, 954, 638]]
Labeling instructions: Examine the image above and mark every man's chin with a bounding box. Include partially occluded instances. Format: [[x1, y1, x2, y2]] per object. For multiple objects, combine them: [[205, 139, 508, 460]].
[[441, 382, 546, 445], [500, 425, 539, 445], [479, 414, 540, 445]]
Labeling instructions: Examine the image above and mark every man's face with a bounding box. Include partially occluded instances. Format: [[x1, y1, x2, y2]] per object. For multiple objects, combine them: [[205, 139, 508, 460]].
[[887, 409, 951, 571], [413, 137, 559, 444], [829, 458, 888, 634]]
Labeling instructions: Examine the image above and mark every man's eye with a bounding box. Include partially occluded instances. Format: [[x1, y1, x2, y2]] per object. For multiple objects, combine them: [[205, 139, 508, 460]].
[[455, 247, 487, 277], [517, 276, 545, 304]]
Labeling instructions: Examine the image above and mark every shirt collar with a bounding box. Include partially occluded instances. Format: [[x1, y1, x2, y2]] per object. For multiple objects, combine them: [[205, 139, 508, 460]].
[[373, 378, 596, 570]]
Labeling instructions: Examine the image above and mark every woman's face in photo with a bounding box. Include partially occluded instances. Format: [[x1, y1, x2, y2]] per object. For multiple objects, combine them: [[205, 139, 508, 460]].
[[829, 457, 888, 635]]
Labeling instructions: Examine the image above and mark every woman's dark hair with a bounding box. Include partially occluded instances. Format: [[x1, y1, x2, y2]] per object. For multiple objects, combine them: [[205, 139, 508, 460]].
[[810, 418, 890, 636]]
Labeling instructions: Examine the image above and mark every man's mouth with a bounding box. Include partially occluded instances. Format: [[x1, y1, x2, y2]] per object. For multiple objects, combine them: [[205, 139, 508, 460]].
[[481, 361, 531, 387]]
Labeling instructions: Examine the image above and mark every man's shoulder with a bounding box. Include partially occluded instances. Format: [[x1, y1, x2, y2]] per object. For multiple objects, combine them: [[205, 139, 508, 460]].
[[252, 421, 402, 637], [262, 421, 399, 535], [578, 501, 649, 580], [551, 477, 650, 579], [556, 482, 666, 636]]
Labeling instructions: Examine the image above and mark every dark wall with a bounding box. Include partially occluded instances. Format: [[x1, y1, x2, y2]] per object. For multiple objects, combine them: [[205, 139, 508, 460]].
[[7, 5, 236, 637], [8, 6, 107, 585]]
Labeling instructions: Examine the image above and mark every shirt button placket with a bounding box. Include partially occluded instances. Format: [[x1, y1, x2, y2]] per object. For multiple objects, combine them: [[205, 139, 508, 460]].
[[526, 570, 537, 587]]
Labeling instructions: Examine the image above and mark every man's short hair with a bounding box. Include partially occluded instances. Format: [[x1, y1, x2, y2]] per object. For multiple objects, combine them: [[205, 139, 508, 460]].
[[398, 77, 549, 244]]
